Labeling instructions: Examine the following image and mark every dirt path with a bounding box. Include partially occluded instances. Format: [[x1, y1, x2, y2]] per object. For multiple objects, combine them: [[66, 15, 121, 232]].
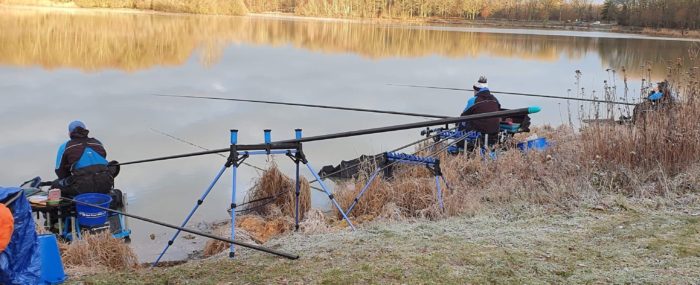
[[77, 201, 700, 284]]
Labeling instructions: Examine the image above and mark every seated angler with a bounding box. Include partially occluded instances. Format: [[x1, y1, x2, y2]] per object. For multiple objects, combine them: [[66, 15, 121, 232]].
[[647, 83, 664, 102], [53, 121, 115, 198], [457, 76, 502, 150]]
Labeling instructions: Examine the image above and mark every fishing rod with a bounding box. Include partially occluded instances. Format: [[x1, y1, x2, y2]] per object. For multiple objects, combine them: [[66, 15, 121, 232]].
[[61, 196, 299, 260], [149, 128, 327, 193], [150, 128, 266, 172], [388, 84, 637, 106], [119, 107, 539, 166], [152, 94, 448, 119]]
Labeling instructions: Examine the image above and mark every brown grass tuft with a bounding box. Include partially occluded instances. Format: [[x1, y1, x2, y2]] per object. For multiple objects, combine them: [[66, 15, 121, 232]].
[[244, 162, 311, 220], [201, 215, 293, 257], [61, 231, 138, 270]]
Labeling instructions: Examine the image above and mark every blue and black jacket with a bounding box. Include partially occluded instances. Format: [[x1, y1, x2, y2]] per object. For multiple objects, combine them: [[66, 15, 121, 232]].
[[55, 128, 108, 179], [460, 88, 501, 134]]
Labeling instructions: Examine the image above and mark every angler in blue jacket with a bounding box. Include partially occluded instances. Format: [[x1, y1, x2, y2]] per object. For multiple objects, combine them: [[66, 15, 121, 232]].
[[53, 121, 115, 197], [456, 76, 502, 151], [648, 82, 665, 102], [460, 76, 501, 133]]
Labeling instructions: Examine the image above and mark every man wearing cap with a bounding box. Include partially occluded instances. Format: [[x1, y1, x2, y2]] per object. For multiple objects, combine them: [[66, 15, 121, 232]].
[[458, 76, 501, 148], [53, 121, 114, 197]]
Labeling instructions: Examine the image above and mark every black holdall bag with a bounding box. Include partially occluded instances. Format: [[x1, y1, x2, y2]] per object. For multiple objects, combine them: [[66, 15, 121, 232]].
[[63, 165, 114, 197]]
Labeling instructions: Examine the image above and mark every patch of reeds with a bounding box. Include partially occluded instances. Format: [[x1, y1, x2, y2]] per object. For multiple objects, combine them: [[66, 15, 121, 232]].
[[335, 128, 580, 220], [60, 231, 139, 270], [244, 162, 311, 220], [581, 60, 700, 175]]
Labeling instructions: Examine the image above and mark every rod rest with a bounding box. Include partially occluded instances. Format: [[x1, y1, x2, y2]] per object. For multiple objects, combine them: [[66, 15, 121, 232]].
[[384, 152, 437, 165]]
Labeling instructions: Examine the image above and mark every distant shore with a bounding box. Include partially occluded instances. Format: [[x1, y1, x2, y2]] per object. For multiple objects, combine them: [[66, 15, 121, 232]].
[[2, 3, 698, 40]]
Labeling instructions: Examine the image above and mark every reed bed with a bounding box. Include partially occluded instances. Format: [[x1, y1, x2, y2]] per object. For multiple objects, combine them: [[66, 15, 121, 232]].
[[244, 163, 311, 220], [60, 231, 139, 270]]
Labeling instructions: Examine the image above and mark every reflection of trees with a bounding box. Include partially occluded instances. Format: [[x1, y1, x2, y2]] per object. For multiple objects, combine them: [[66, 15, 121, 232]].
[[0, 7, 694, 75], [596, 38, 695, 78]]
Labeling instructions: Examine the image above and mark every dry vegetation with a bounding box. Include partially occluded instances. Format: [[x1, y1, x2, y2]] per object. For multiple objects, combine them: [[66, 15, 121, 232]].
[[244, 163, 311, 220], [60, 231, 139, 271], [334, 60, 700, 222], [201, 164, 310, 257]]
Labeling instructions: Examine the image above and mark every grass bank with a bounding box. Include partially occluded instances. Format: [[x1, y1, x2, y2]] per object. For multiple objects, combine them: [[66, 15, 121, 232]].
[[77, 201, 700, 284]]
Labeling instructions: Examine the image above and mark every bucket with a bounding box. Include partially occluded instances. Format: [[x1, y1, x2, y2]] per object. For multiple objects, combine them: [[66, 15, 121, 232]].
[[38, 234, 66, 285], [517, 137, 549, 152], [74, 193, 112, 227]]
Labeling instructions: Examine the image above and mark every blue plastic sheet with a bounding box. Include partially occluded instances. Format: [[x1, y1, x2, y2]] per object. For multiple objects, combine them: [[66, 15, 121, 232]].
[[0, 187, 41, 285]]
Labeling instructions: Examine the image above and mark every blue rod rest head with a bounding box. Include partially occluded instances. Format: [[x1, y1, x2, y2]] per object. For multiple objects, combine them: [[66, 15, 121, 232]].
[[230, 129, 238, 145], [295, 129, 302, 140], [264, 129, 271, 144], [528, 106, 542, 114]]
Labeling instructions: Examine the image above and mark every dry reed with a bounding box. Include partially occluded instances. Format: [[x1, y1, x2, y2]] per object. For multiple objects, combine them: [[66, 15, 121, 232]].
[[244, 162, 311, 220], [61, 231, 139, 270]]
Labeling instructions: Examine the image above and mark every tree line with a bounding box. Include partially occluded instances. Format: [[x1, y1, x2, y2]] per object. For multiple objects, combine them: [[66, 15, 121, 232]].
[[603, 0, 700, 29], [243, 0, 700, 29], [244, 0, 600, 21]]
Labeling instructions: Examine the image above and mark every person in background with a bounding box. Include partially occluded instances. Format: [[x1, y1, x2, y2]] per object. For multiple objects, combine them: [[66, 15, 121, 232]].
[[53, 121, 114, 197], [458, 76, 502, 149], [648, 83, 664, 102]]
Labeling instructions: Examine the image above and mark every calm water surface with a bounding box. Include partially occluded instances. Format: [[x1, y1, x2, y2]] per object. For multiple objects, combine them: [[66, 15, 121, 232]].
[[1, 6, 697, 261]]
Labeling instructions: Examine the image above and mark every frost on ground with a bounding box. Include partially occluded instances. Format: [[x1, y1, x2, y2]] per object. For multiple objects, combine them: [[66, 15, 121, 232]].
[[79, 197, 700, 284]]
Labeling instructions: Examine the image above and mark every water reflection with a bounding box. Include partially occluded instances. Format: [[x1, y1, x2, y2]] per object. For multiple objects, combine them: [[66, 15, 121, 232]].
[[0, 6, 696, 77]]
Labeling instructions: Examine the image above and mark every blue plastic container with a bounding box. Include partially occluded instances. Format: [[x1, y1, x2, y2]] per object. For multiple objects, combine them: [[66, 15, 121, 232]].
[[74, 193, 112, 227], [517, 137, 549, 152], [38, 234, 66, 285]]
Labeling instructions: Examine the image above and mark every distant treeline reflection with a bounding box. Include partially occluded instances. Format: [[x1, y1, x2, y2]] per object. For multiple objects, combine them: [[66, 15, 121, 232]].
[[0, 7, 694, 76]]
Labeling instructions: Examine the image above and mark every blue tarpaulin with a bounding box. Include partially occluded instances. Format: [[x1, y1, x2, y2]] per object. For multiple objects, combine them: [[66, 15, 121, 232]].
[[0, 187, 41, 284]]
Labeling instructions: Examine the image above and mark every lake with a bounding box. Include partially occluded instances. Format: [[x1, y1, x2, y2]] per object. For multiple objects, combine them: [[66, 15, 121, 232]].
[[0, 5, 697, 261]]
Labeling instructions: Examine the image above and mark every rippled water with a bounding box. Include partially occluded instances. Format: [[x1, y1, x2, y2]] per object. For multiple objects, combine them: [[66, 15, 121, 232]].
[[0, 6, 696, 261]]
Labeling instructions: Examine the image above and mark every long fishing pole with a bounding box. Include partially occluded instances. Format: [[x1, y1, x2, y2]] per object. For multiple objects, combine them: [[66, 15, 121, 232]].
[[62, 196, 299, 260], [149, 128, 326, 193], [150, 128, 266, 172], [152, 94, 448, 119], [388, 84, 637, 106], [119, 107, 539, 166]]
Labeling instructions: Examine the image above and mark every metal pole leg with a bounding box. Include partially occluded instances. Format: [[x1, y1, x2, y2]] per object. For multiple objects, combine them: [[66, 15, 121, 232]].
[[305, 162, 356, 231], [346, 167, 381, 216], [230, 163, 237, 258], [294, 161, 301, 231], [435, 176, 444, 210], [152, 164, 228, 267]]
